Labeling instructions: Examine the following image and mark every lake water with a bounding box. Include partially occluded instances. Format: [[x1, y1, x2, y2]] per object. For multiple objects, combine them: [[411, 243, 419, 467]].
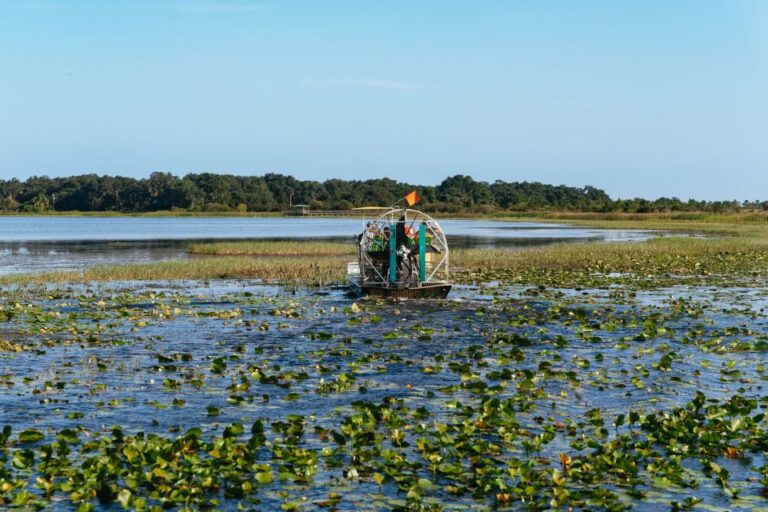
[[0, 281, 764, 511], [0, 216, 654, 276]]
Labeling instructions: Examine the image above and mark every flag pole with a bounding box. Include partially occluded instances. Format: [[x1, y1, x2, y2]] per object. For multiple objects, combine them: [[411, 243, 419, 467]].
[[387, 195, 408, 210], [387, 191, 419, 211], [389, 197, 406, 209]]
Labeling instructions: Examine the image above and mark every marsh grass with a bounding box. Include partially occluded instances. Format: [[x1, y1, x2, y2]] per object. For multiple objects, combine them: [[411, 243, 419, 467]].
[[496, 211, 768, 236], [453, 235, 768, 287], [456, 236, 768, 271], [0, 255, 348, 286], [6, 236, 767, 288], [506, 211, 768, 223], [189, 240, 355, 256], [5, 219, 768, 287]]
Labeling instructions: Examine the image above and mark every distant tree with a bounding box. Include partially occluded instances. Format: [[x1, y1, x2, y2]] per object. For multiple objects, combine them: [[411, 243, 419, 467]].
[[437, 175, 493, 208], [240, 176, 276, 211], [0, 195, 20, 211], [31, 194, 51, 212], [0, 171, 753, 214]]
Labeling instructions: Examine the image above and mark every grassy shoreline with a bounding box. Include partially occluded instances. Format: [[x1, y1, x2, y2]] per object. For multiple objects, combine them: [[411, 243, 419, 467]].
[[188, 240, 355, 256], [0, 255, 349, 286], [3, 213, 768, 287], [3, 232, 768, 288], [497, 211, 768, 236], [454, 235, 768, 288]]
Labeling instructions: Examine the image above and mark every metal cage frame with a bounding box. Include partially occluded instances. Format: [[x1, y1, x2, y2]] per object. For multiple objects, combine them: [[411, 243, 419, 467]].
[[357, 208, 450, 287]]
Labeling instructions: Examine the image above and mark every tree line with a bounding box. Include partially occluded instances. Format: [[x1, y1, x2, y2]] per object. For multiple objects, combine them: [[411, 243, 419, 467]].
[[0, 172, 759, 214]]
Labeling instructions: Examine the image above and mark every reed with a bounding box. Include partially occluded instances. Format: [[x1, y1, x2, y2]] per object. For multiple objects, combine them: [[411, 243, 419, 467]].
[[4, 221, 768, 287], [188, 240, 355, 256], [494, 211, 768, 235], [452, 235, 768, 287], [456, 236, 764, 268], [0, 255, 348, 286]]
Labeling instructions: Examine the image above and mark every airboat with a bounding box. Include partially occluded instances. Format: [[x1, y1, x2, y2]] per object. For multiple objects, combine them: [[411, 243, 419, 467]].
[[347, 208, 452, 299]]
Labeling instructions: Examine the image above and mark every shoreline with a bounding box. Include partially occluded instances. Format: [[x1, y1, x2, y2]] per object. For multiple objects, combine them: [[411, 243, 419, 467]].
[[2, 234, 766, 289]]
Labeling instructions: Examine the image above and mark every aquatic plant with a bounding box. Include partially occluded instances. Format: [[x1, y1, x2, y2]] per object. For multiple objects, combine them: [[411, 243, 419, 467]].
[[1, 280, 768, 510]]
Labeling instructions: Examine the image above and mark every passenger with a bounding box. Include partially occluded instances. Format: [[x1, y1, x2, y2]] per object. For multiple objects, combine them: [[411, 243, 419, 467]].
[[395, 216, 408, 248]]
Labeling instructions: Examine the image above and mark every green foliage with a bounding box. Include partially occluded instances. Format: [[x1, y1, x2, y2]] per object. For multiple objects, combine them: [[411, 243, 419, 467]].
[[0, 172, 663, 214]]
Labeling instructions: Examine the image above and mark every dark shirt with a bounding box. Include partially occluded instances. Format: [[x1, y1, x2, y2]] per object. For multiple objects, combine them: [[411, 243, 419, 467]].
[[395, 218, 408, 248]]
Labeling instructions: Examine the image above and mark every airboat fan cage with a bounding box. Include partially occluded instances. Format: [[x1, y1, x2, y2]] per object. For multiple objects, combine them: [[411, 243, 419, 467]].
[[357, 208, 450, 287]]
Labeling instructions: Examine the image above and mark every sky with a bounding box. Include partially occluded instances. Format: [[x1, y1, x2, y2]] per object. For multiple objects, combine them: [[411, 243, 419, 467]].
[[0, 0, 766, 200]]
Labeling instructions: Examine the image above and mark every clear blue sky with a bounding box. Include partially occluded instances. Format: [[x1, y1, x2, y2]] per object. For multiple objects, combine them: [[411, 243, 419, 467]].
[[0, 1, 766, 200]]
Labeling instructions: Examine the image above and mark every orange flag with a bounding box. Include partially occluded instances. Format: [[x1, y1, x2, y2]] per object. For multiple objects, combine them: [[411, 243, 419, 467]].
[[404, 190, 420, 206]]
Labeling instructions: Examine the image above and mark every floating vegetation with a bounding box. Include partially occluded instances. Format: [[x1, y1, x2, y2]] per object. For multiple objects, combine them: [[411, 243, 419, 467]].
[[1, 278, 768, 510]]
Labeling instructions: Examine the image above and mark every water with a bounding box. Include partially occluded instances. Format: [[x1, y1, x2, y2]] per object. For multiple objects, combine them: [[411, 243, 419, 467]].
[[0, 281, 765, 510], [0, 216, 654, 275]]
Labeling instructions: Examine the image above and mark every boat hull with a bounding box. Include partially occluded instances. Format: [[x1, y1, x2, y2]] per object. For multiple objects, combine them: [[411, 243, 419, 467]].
[[358, 283, 452, 299]]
